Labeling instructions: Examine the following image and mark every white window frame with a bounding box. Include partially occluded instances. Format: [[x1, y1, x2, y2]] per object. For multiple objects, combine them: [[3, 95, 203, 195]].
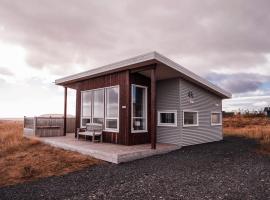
[[157, 110, 177, 127], [80, 86, 120, 133], [183, 110, 199, 127], [104, 85, 120, 132], [80, 90, 92, 128], [131, 84, 148, 133], [211, 112, 222, 126]]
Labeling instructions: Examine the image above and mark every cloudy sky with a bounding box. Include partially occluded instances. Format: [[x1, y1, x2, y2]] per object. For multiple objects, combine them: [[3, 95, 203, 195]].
[[0, 0, 270, 118]]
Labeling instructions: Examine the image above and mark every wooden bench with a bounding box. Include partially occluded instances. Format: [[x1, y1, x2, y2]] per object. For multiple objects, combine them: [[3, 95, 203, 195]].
[[77, 123, 103, 143]]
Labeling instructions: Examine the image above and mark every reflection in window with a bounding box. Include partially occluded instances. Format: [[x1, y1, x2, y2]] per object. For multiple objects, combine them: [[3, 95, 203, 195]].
[[132, 85, 147, 132], [211, 112, 222, 125], [183, 111, 198, 126], [158, 111, 177, 126], [105, 86, 119, 130], [93, 89, 104, 125], [82, 91, 92, 117]]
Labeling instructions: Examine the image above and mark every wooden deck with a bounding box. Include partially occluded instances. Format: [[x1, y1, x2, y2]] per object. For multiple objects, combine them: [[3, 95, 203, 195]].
[[24, 133, 181, 164]]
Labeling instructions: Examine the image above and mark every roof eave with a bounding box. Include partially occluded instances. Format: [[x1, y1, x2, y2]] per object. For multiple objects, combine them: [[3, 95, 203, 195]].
[[55, 51, 232, 99]]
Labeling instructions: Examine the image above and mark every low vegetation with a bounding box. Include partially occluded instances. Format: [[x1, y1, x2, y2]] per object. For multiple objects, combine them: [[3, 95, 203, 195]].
[[0, 120, 103, 187], [223, 115, 270, 154], [1, 116, 269, 187]]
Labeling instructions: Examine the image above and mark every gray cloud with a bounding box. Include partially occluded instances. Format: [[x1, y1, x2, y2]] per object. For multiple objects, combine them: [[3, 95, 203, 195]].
[[0, 0, 270, 76], [206, 73, 270, 94]]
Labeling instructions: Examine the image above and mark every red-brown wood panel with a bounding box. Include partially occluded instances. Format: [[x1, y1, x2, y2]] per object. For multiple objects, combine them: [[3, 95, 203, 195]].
[[65, 68, 154, 145], [67, 70, 129, 145]]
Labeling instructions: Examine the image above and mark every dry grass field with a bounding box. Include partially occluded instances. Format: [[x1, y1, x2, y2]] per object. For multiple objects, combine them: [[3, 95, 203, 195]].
[[0, 116, 269, 188], [0, 120, 103, 187], [223, 115, 270, 154]]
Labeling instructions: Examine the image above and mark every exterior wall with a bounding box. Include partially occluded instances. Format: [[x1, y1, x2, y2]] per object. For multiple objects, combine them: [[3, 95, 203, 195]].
[[156, 77, 223, 146], [67, 71, 151, 145], [156, 78, 181, 145], [68, 70, 130, 145], [180, 78, 223, 146]]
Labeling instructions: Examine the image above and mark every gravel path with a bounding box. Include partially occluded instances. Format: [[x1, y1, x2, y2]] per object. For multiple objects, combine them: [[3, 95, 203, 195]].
[[1, 136, 270, 200]]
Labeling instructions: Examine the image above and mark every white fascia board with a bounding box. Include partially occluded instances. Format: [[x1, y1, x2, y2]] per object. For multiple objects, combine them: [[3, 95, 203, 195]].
[[55, 51, 231, 98], [153, 52, 232, 98]]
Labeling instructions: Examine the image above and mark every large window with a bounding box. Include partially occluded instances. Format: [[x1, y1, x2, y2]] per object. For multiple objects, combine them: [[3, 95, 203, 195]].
[[183, 111, 198, 127], [158, 110, 177, 127], [80, 86, 119, 132], [81, 91, 92, 127], [93, 89, 104, 124], [132, 85, 147, 132], [105, 86, 119, 131], [211, 112, 222, 125]]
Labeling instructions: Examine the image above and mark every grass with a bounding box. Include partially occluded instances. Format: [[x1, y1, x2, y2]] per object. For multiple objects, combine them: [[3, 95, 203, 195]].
[[0, 120, 103, 187], [223, 115, 270, 154], [1, 116, 269, 187]]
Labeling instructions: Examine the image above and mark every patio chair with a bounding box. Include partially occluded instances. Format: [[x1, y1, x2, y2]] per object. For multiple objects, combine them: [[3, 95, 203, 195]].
[[77, 123, 103, 143]]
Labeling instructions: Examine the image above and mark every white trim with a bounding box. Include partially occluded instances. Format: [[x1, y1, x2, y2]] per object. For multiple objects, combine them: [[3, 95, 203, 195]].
[[211, 112, 222, 126], [55, 51, 231, 98], [157, 110, 177, 127], [183, 110, 199, 127], [104, 85, 120, 132], [131, 84, 148, 133]]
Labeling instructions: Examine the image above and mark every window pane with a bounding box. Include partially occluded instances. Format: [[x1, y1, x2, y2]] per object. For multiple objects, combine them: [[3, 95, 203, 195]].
[[93, 118, 104, 125], [132, 86, 146, 118], [93, 89, 104, 119], [184, 112, 197, 125], [212, 113, 221, 124], [81, 118, 91, 127], [106, 119, 117, 129], [82, 91, 91, 117], [133, 118, 146, 131], [160, 113, 175, 124], [132, 85, 147, 131], [106, 87, 119, 118]]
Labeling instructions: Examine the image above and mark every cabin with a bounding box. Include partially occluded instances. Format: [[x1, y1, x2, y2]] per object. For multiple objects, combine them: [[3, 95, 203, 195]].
[[55, 52, 231, 149]]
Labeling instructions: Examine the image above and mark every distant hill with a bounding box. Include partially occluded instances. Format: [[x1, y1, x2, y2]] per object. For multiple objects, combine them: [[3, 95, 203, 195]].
[[0, 118, 23, 121]]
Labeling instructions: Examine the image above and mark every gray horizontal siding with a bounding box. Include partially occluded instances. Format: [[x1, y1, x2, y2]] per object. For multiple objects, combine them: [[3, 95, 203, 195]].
[[180, 78, 222, 146], [156, 78, 181, 145]]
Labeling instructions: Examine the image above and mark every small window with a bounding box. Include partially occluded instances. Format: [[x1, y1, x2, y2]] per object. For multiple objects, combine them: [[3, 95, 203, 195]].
[[183, 111, 198, 127], [211, 112, 222, 125], [158, 110, 177, 127]]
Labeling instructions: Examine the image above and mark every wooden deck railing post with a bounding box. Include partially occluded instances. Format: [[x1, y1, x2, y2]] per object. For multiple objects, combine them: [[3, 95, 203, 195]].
[[151, 65, 157, 149]]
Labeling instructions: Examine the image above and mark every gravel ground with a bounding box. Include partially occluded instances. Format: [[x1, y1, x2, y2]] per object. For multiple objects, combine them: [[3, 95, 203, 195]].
[[0, 136, 270, 200]]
